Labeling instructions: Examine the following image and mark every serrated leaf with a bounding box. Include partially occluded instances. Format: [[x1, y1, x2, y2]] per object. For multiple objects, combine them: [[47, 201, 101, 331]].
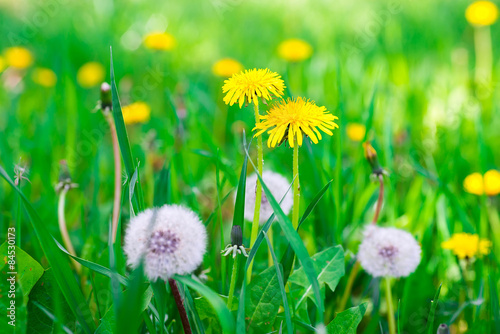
[[326, 303, 367, 334]]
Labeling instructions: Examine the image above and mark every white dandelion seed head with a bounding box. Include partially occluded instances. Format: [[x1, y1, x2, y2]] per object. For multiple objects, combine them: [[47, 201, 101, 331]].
[[123, 204, 207, 281], [357, 225, 421, 278], [243, 171, 293, 225]]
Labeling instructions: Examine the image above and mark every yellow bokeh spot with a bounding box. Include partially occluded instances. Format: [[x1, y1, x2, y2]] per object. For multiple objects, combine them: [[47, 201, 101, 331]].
[[32, 68, 57, 87], [122, 102, 151, 125], [346, 123, 366, 142], [463, 172, 484, 195], [144, 32, 176, 51], [466, 1, 498, 26], [277, 39, 313, 62], [441, 233, 492, 259], [463, 170, 500, 196], [0, 56, 5, 72], [212, 58, 244, 77], [5, 47, 33, 69], [77, 62, 105, 88]]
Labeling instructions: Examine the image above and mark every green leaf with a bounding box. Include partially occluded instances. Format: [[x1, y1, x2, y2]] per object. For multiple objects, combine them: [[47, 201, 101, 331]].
[[245, 266, 282, 333], [426, 284, 442, 334], [194, 295, 237, 334], [0, 165, 96, 334], [289, 245, 345, 308], [326, 303, 368, 334]]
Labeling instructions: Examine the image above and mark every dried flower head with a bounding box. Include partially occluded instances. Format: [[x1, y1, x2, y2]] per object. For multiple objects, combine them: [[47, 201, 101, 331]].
[[5, 47, 33, 69], [122, 102, 151, 124], [212, 58, 244, 77], [77, 62, 105, 88], [243, 171, 293, 225], [222, 68, 285, 108], [466, 1, 498, 26], [357, 225, 421, 278], [124, 205, 207, 281], [441, 233, 491, 259], [277, 38, 313, 62], [144, 32, 176, 51], [253, 97, 338, 148], [32, 68, 57, 88], [463, 170, 500, 196]]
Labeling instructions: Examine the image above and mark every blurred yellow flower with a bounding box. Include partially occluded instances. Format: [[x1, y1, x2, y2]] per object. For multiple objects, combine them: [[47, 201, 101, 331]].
[[144, 32, 175, 51], [278, 39, 313, 62], [466, 1, 498, 26], [212, 58, 243, 77], [441, 233, 492, 259], [5, 47, 33, 69], [253, 97, 339, 148], [0, 56, 5, 72], [122, 102, 151, 124], [346, 123, 366, 141], [463, 170, 500, 196], [32, 68, 57, 87], [77, 62, 105, 88], [222, 68, 285, 108]]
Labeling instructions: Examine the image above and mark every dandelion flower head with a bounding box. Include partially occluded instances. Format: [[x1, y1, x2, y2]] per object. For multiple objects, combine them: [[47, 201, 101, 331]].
[[346, 123, 366, 142], [441, 233, 491, 259], [463, 169, 500, 196], [466, 1, 498, 26], [277, 38, 313, 62], [144, 32, 176, 51], [124, 204, 207, 281], [254, 97, 339, 148], [5, 47, 33, 70], [242, 171, 293, 225], [122, 101, 151, 124], [222, 68, 285, 108], [77, 62, 105, 88], [357, 225, 421, 278], [212, 58, 244, 77], [32, 68, 57, 87]]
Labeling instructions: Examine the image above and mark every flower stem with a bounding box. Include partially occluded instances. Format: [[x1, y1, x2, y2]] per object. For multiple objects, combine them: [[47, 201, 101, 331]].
[[168, 278, 192, 334], [292, 142, 300, 229], [384, 277, 396, 334], [104, 111, 122, 243], [248, 101, 263, 282], [371, 174, 384, 225], [337, 261, 360, 311], [58, 187, 81, 273], [16, 190, 21, 247], [227, 256, 239, 308]]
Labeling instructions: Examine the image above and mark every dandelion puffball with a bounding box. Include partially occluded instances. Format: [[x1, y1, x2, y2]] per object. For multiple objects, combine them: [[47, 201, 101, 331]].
[[243, 171, 293, 225], [357, 225, 421, 278], [124, 204, 207, 281]]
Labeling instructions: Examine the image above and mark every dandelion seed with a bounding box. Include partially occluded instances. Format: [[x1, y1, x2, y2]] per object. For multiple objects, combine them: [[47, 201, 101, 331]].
[[441, 233, 491, 259], [357, 225, 421, 278], [32, 68, 57, 87], [124, 204, 207, 281], [277, 38, 313, 62], [253, 97, 338, 148], [243, 171, 293, 225], [212, 58, 243, 77], [77, 62, 105, 88], [4, 47, 33, 69], [222, 68, 285, 108], [466, 1, 498, 26], [121, 101, 151, 124], [143, 32, 176, 51]]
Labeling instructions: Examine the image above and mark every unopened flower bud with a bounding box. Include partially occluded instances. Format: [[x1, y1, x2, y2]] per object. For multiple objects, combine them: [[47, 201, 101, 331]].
[[363, 141, 384, 176], [437, 324, 449, 334], [231, 225, 243, 247], [100, 82, 112, 110]]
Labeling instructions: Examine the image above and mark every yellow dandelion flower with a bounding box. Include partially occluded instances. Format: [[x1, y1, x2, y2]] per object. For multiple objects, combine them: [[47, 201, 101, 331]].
[[463, 170, 500, 196], [466, 1, 498, 26], [222, 68, 285, 108], [441, 233, 492, 259], [346, 123, 366, 142], [77, 62, 105, 88], [122, 102, 151, 124], [212, 58, 244, 77], [144, 32, 176, 51], [32, 68, 57, 87], [5, 47, 33, 69], [253, 97, 339, 148], [277, 39, 313, 62], [0, 56, 5, 72], [484, 169, 500, 196]]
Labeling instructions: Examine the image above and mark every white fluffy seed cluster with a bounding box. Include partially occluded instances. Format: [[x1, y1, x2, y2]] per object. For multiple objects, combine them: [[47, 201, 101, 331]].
[[243, 171, 293, 225], [357, 225, 421, 278], [123, 204, 207, 281]]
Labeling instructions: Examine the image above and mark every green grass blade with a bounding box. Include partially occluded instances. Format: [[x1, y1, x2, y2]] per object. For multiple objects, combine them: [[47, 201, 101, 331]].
[[232, 145, 248, 229], [426, 284, 442, 334], [0, 165, 96, 334]]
